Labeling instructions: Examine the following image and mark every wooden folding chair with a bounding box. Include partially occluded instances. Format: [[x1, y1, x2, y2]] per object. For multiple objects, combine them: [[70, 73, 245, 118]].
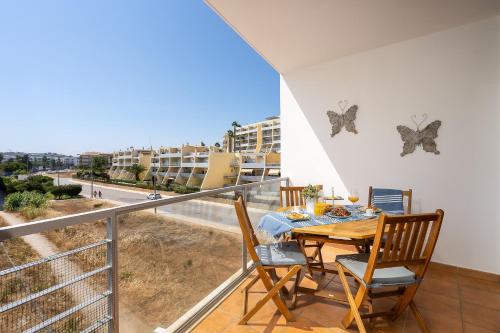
[[234, 196, 306, 325], [368, 186, 413, 214], [336, 210, 444, 333], [279, 185, 323, 207], [280, 185, 325, 274]]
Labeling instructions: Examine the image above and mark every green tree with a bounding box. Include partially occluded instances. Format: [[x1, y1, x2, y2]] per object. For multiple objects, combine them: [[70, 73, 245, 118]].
[[91, 156, 107, 174], [126, 164, 146, 181], [200, 141, 206, 146], [42, 156, 48, 170], [0, 153, 3, 163], [231, 121, 241, 152], [0, 160, 27, 173], [214, 142, 221, 148]]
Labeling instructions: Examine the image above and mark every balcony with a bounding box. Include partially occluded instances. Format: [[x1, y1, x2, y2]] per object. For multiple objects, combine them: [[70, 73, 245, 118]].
[[191, 244, 475, 333], [240, 162, 265, 168], [195, 162, 209, 168]]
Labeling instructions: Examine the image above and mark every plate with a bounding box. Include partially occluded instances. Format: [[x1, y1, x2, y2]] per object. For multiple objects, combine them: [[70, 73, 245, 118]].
[[286, 213, 310, 221], [326, 212, 351, 219], [360, 207, 382, 213]]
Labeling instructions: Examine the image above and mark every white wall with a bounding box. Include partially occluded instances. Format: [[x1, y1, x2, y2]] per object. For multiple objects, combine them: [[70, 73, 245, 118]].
[[281, 15, 499, 274]]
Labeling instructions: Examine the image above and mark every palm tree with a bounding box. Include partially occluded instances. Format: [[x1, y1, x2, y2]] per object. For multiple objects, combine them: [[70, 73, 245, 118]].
[[231, 121, 241, 152], [127, 164, 146, 181], [226, 130, 234, 152]]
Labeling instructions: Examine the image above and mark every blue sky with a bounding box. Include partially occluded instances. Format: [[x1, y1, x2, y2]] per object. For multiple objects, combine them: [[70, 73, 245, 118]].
[[0, 1, 278, 155]]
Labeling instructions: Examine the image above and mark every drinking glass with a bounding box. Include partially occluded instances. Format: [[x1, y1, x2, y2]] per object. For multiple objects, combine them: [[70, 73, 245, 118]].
[[348, 189, 360, 210]]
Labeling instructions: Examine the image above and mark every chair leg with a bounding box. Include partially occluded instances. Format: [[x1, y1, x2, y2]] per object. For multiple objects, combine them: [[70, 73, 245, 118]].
[[337, 264, 367, 333], [392, 284, 419, 318], [316, 241, 326, 275], [291, 268, 302, 308], [409, 300, 430, 333], [297, 236, 313, 276], [269, 268, 289, 298], [239, 265, 300, 325]]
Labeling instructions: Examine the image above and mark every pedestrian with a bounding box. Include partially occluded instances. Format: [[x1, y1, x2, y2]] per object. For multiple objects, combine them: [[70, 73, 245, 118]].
[[98, 190, 102, 199], [93, 190, 97, 198]]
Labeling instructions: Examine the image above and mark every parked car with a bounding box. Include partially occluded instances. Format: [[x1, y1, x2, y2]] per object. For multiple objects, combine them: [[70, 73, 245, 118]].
[[147, 193, 162, 200]]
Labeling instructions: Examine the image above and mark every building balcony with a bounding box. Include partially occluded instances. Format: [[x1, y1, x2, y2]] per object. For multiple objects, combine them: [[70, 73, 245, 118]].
[[240, 162, 265, 168], [239, 175, 263, 182], [182, 162, 196, 167]]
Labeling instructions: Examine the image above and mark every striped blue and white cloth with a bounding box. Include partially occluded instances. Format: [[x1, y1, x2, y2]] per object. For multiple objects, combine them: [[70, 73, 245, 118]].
[[371, 188, 405, 214], [258, 210, 374, 238]]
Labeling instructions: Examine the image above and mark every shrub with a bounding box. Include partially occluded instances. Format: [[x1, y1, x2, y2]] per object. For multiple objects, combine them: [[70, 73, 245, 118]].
[[172, 184, 200, 194], [0, 175, 54, 194], [51, 185, 82, 199], [4, 192, 25, 211], [4, 191, 48, 212], [20, 206, 47, 220]]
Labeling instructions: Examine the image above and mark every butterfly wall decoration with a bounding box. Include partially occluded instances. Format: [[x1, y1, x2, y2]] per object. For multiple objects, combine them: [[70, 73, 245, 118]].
[[326, 100, 358, 138], [396, 114, 441, 157]]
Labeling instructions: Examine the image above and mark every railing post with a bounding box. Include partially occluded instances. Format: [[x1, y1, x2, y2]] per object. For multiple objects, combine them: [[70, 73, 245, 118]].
[[241, 186, 248, 274], [107, 213, 119, 333], [285, 177, 290, 187]]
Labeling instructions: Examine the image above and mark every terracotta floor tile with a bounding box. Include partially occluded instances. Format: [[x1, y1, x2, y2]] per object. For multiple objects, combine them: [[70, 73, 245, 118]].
[[419, 275, 459, 299], [460, 285, 500, 311], [458, 275, 500, 295], [192, 243, 498, 333], [404, 306, 462, 333], [192, 310, 239, 333], [463, 322, 499, 333], [414, 289, 462, 319], [462, 302, 500, 332]]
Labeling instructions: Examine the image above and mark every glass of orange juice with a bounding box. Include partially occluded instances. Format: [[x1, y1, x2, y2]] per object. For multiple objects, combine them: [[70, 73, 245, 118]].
[[314, 202, 327, 216], [348, 189, 360, 210]]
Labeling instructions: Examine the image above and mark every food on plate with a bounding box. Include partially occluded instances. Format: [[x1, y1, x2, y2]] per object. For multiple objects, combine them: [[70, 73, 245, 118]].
[[331, 207, 351, 217], [361, 205, 382, 213], [286, 212, 310, 221]]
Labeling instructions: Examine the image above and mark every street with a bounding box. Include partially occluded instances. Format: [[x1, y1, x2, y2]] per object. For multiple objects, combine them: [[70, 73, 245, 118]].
[[59, 178, 271, 233]]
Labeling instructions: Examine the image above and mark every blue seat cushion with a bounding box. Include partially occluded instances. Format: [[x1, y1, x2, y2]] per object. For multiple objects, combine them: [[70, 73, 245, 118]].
[[336, 253, 416, 288], [371, 188, 404, 214], [255, 241, 307, 266]]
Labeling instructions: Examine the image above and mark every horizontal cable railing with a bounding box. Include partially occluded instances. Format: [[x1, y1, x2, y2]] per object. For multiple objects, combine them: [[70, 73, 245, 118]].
[[0, 177, 289, 333]]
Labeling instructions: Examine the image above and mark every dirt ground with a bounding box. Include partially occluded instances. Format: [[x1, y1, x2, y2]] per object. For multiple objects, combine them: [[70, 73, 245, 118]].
[[28, 198, 242, 330]]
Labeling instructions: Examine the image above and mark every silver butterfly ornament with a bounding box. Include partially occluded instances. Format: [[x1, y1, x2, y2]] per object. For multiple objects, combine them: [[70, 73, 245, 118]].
[[397, 114, 441, 157], [327, 100, 358, 138]]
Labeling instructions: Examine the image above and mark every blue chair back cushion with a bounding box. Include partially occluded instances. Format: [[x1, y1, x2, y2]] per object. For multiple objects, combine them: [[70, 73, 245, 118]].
[[371, 188, 404, 214], [254, 241, 307, 266]]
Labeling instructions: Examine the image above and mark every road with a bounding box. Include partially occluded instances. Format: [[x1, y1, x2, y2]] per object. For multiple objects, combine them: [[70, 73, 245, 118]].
[[58, 178, 271, 233]]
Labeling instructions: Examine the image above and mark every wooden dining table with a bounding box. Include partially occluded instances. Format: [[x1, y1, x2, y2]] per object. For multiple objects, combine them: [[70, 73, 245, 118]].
[[277, 205, 380, 275]]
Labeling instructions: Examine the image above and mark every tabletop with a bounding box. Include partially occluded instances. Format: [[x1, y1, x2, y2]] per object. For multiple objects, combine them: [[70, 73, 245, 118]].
[[291, 218, 378, 239], [261, 205, 379, 239]]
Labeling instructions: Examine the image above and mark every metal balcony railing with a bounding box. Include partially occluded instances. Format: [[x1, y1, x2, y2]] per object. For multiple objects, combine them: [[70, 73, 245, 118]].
[[0, 177, 289, 332]]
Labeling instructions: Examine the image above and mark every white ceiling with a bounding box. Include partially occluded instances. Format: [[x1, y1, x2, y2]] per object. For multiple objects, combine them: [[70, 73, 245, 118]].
[[206, 0, 500, 73]]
